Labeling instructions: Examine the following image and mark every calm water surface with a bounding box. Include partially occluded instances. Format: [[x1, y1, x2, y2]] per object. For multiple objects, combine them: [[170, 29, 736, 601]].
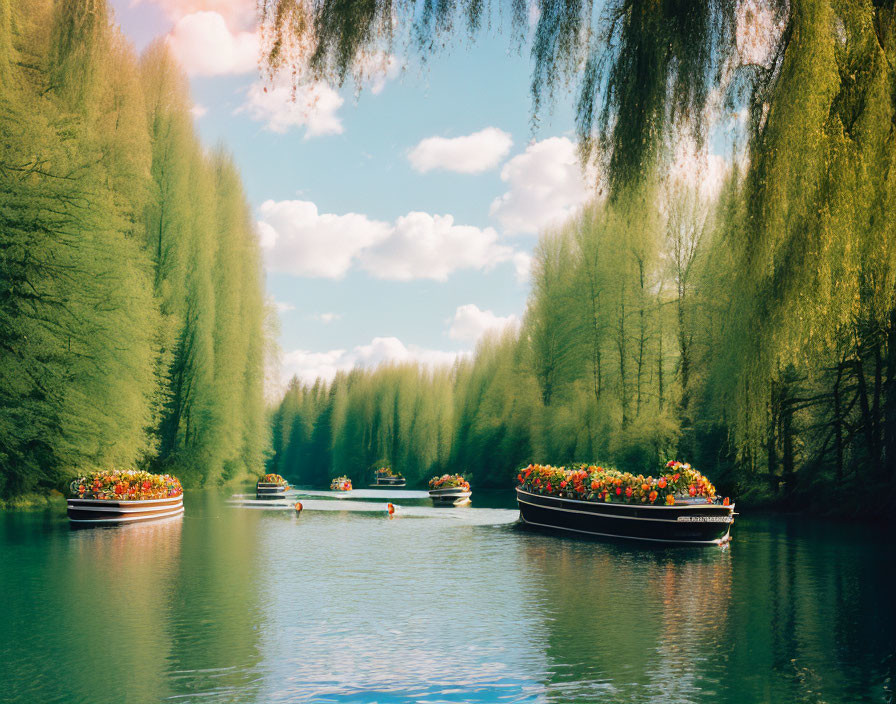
[[0, 489, 893, 703]]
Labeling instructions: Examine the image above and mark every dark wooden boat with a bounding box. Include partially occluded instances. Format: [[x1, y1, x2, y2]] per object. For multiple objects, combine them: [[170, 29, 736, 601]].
[[429, 486, 472, 507], [256, 481, 288, 499], [369, 473, 406, 488], [516, 486, 733, 545], [67, 495, 184, 525]]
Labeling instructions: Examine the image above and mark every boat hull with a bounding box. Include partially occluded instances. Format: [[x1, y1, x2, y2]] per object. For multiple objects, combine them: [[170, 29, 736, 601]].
[[256, 482, 288, 499], [67, 495, 184, 525], [369, 479, 406, 488], [516, 487, 733, 545], [429, 487, 472, 506]]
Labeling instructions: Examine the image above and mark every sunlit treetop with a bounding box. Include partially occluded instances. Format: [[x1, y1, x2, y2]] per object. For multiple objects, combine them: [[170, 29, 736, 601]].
[[258, 0, 788, 194]]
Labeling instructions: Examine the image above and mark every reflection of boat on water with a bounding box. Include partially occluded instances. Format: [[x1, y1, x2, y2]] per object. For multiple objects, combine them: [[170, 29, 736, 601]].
[[428, 486, 472, 506], [257, 474, 289, 499], [369, 468, 406, 488], [516, 487, 733, 545], [67, 495, 184, 525]]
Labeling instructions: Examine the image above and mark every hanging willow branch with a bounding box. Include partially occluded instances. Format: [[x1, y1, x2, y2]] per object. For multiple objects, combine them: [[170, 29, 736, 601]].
[[258, 0, 774, 193]]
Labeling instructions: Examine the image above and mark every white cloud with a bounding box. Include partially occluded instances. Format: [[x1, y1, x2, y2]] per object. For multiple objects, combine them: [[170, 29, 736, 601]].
[[258, 200, 523, 281], [408, 127, 513, 174], [237, 52, 399, 137], [257, 199, 390, 278], [359, 213, 514, 281], [668, 140, 730, 201], [272, 298, 295, 313], [166, 11, 258, 76], [490, 137, 596, 235], [282, 337, 464, 384], [448, 304, 519, 344], [190, 103, 208, 118], [314, 312, 341, 324], [512, 251, 533, 282], [354, 52, 402, 95], [240, 76, 345, 137], [736, 0, 784, 67], [136, 0, 256, 28]]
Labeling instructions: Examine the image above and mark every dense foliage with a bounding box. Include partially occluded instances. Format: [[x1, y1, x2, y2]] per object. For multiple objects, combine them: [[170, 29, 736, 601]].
[[0, 1, 269, 498]]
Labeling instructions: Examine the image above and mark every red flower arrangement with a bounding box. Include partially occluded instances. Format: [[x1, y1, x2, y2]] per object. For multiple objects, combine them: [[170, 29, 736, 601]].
[[428, 474, 470, 490], [71, 469, 182, 501], [260, 473, 287, 485], [516, 461, 719, 505]]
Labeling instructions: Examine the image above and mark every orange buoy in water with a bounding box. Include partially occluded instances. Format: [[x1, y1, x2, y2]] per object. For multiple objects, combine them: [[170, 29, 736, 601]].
[[294, 501, 303, 512], [387, 503, 395, 517]]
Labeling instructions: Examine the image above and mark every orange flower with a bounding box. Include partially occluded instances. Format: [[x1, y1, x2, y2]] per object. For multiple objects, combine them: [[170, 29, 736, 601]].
[[649, 490, 658, 502], [657, 477, 667, 489], [665, 494, 675, 505], [641, 483, 649, 491]]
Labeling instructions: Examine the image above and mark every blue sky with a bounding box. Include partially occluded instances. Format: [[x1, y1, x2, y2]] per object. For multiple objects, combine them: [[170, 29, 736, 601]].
[[110, 1, 598, 387]]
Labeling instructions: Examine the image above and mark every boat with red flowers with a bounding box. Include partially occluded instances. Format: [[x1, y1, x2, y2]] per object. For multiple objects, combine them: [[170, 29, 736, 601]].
[[330, 476, 352, 492], [67, 470, 184, 525], [428, 474, 472, 506], [515, 462, 734, 546], [256, 473, 289, 499]]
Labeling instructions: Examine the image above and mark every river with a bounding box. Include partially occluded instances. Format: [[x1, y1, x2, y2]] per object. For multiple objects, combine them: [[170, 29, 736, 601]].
[[0, 488, 893, 703]]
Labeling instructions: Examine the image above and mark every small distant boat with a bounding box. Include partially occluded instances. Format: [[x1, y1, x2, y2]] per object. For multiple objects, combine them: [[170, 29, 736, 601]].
[[257, 473, 289, 499], [369, 468, 406, 488], [67, 470, 184, 525], [330, 476, 352, 492], [428, 474, 471, 507]]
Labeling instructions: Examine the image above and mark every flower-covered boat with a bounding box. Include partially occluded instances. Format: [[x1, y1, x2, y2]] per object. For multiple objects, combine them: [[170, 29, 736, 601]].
[[516, 462, 734, 546], [67, 470, 184, 525], [370, 467, 406, 487], [330, 476, 352, 492], [428, 474, 471, 506], [256, 473, 289, 499]]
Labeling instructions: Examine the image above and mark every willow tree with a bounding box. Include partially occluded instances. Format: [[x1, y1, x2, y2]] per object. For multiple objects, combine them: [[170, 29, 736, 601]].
[[260, 0, 744, 194], [0, 0, 162, 494]]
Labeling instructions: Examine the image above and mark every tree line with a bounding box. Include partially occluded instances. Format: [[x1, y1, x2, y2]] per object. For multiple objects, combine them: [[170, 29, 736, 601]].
[[0, 0, 269, 499], [265, 1, 896, 515]]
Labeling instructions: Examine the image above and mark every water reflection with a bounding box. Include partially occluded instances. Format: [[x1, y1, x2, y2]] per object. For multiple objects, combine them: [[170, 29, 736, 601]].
[[0, 495, 893, 703]]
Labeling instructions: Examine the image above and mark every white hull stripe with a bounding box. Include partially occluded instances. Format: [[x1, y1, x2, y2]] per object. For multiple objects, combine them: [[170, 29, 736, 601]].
[[517, 496, 729, 524], [519, 516, 729, 545], [66, 500, 182, 514], [68, 506, 185, 524], [516, 487, 733, 511], [67, 495, 184, 506]]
